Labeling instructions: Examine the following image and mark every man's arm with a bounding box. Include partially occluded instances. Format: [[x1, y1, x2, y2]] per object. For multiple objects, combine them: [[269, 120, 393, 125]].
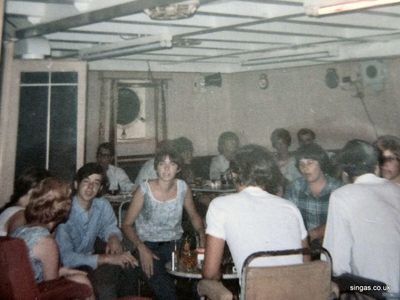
[[56, 225, 98, 269], [308, 224, 326, 242], [105, 233, 123, 254], [202, 234, 225, 280], [302, 238, 311, 262], [97, 200, 123, 243]]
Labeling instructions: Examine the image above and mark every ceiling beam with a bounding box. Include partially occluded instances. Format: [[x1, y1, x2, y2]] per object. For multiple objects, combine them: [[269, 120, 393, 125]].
[[15, 0, 217, 39]]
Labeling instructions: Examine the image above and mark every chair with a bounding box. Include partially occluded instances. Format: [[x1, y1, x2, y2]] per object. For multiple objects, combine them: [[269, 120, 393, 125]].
[[118, 200, 131, 227], [240, 248, 334, 300], [0, 236, 92, 300], [198, 247, 337, 300]]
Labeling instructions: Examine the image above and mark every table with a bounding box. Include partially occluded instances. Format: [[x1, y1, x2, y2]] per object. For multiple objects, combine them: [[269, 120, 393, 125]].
[[104, 193, 132, 227], [165, 262, 238, 280], [191, 185, 236, 194], [190, 185, 236, 220]]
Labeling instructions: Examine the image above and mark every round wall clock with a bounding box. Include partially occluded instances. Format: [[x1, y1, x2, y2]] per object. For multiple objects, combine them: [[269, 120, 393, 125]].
[[258, 73, 269, 89]]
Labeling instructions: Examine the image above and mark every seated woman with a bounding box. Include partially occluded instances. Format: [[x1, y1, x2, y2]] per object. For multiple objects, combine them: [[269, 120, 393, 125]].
[[0, 167, 50, 236], [122, 145, 205, 300], [11, 177, 94, 299]]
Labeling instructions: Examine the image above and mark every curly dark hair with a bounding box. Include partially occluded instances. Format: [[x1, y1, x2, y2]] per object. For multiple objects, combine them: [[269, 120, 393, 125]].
[[337, 139, 379, 179], [230, 144, 284, 195], [295, 143, 331, 174], [374, 135, 400, 162], [154, 144, 183, 170]]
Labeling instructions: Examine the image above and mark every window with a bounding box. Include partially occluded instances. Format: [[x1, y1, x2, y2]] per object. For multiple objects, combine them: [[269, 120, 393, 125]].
[[16, 72, 79, 180]]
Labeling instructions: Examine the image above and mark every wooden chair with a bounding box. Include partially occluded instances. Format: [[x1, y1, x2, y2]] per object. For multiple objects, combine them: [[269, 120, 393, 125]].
[[198, 247, 337, 300], [0, 236, 92, 300]]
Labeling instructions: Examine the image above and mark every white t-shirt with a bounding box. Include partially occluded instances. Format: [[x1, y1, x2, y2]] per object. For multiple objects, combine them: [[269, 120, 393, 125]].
[[206, 186, 307, 278], [106, 164, 135, 192], [0, 206, 24, 236], [323, 174, 400, 294], [209, 154, 230, 180], [134, 158, 157, 185]]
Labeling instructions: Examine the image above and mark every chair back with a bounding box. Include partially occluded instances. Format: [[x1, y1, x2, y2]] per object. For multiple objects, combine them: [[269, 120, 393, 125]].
[[0, 236, 40, 300], [240, 248, 332, 300]]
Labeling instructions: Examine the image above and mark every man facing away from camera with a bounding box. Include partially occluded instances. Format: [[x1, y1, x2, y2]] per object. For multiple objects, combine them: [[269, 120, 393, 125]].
[[323, 139, 400, 296]]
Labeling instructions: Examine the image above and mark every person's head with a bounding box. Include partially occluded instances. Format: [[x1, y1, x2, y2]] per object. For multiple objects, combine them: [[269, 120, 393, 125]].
[[297, 128, 316, 147], [25, 177, 72, 230], [295, 143, 330, 184], [217, 131, 240, 161], [270, 128, 291, 153], [337, 139, 379, 182], [74, 163, 105, 203], [173, 137, 194, 164], [154, 145, 183, 180], [230, 144, 284, 195], [96, 142, 114, 169], [374, 135, 400, 182], [7, 167, 51, 209]]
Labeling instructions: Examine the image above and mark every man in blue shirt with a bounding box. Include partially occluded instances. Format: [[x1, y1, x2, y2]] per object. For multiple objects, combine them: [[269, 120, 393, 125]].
[[56, 163, 139, 300], [285, 143, 342, 243]]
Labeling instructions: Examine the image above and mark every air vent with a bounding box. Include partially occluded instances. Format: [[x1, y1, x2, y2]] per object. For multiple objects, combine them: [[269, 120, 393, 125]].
[[360, 60, 386, 92]]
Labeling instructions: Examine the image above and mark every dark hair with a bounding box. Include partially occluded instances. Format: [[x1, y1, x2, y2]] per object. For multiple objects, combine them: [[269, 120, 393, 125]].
[[295, 143, 331, 174], [96, 142, 115, 157], [25, 177, 72, 225], [374, 135, 400, 162], [154, 145, 183, 170], [230, 144, 284, 195], [74, 163, 106, 196], [217, 131, 239, 154], [173, 137, 193, 154], [270, 128, 291, 148], [75, 162, 106, 184], [297, 128, 316, 141], [337, 139, 379, 179], [1, 167, 51, 213]]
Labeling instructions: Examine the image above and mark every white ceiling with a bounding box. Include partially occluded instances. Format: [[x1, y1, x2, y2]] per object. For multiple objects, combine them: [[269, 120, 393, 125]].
[[4, 0, 400, 73]]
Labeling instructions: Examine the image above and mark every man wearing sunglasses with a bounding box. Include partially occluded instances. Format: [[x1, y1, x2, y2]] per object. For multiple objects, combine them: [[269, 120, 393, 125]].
[[374, 135, 400, 185]]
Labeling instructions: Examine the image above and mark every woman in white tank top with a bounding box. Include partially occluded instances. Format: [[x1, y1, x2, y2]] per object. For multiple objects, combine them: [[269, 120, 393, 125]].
[[122, 145, 205, 300]]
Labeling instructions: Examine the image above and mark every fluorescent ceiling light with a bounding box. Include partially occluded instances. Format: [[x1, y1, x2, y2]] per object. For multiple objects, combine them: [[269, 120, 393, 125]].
[[79, 34, 172, 61], [144, 0, 199, 20], [304, 0, 400, 16]]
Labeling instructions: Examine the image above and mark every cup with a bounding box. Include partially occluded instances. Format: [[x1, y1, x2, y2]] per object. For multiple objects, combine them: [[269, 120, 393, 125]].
[[196, 248, 205, 270]]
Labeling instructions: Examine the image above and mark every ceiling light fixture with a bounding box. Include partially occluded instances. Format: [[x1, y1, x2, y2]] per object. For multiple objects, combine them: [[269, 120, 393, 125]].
[[304, 0, 400, 16], [79, 34, 172, 61], [144, 0, 199, 20]]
